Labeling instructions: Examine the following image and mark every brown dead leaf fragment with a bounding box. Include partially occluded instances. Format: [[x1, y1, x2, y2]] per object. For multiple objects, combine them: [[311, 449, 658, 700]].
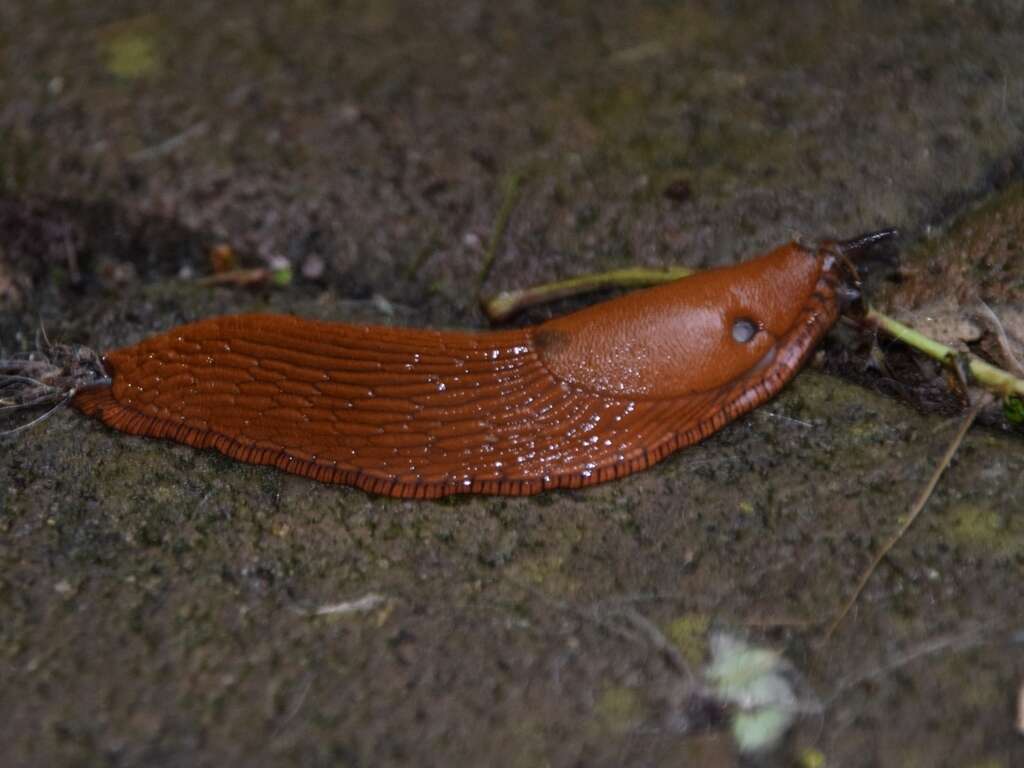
[[885, 182, 1024, 310]]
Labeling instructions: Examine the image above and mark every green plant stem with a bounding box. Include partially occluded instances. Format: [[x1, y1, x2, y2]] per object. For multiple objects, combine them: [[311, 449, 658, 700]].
[[476, 171, 525, 292], [864, 308, 1024, 398], [482, 266, 693, 322]]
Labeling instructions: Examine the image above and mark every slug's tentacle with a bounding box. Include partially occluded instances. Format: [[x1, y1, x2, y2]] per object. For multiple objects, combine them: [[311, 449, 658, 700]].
[[835, 228, 899, 256], [73, 240, 848, 498]]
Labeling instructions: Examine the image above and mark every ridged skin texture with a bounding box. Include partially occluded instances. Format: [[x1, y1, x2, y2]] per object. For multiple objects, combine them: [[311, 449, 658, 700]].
[[73, 242, 843, 498]]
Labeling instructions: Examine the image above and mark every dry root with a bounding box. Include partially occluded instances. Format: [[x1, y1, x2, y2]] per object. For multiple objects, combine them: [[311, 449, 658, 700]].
[[0, 338, 108, 437]]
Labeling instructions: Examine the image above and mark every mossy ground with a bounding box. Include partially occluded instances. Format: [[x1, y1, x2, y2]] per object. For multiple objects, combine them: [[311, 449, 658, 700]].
[[2, 1, 1024, 766]]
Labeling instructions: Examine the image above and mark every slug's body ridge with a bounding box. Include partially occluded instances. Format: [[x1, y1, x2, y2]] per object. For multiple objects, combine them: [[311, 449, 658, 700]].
[[73, 240, 852, 498]]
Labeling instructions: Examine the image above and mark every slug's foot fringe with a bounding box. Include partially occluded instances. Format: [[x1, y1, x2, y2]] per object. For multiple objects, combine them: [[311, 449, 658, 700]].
[[0, 340, 109, 437]]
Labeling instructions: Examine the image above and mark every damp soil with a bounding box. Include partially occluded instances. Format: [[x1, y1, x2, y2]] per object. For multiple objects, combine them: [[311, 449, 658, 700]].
[[2, 1, 1024, 766]]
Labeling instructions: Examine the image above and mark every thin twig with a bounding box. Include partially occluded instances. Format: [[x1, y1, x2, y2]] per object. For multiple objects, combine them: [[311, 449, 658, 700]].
[[826, 622, 1018, 706], [475, 170, 524, 293], [0, 342, 109, 437], [128, 121, 208, 162], [193, 267, 276, 287], [757, 410, 813, 429], [504, 577, 696, 681], [975, 301, 1024, 378], [1, 373, 56, 390], [612, 606, 694, 680], [310, 593, 387, 616], [0, 392, 75, 437], [0, 394, 62, 412], [482, 266, 694, 322], [823, 393, 991, 640], [271, 674, 313, 741]]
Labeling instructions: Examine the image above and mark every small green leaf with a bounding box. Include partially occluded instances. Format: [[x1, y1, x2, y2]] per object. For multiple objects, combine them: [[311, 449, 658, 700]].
[[732, 707, 792, 754], [104, 32, 160, 79], [1004, 395, 1024, 425], [271, 266, 294, 287], [798, 747, 827, 768], [706, 633, 800, 754]]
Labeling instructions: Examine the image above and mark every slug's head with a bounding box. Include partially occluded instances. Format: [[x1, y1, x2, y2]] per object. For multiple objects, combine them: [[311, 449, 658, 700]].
[[815, 228, 900, 316], [536, 229, 900, 399]]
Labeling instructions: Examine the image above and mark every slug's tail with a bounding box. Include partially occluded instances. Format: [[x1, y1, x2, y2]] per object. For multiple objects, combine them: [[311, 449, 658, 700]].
[[72, 313, 702, 498]]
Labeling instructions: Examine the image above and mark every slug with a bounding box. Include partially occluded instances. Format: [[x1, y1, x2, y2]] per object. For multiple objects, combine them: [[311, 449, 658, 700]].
[[72, 233, 892, 498]]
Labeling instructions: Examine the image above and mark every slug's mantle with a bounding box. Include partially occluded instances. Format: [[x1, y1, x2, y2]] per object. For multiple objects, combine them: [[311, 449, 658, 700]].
[[72, 237, 879, 498]]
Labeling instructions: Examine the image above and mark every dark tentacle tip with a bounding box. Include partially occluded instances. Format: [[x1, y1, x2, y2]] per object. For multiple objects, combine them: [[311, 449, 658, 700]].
[[823, 230, 899, 319], [836, 229, 900, 258]]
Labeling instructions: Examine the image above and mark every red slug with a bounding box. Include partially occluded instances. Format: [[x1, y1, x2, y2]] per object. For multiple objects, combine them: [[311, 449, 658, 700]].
[[72, 233, 890, 498]]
